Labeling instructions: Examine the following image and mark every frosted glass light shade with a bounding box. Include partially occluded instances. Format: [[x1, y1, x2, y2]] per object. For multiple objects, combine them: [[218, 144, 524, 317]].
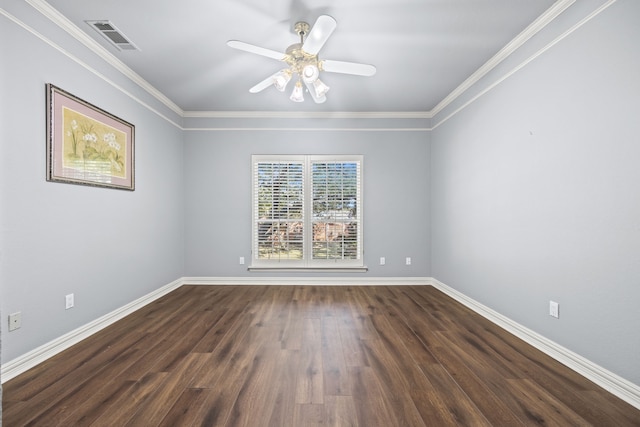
[[273, 70, 292, 91], [290, 81, 304, 102], [312, 78, 330, 98]]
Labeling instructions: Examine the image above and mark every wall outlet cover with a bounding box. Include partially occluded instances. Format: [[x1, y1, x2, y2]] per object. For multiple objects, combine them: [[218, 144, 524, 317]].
[[66, 293, 75, 309], [549, 300, 559, 318]]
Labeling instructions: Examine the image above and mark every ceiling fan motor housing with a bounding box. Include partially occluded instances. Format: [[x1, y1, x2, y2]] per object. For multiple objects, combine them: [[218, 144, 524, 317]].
[[285, 42, 319, 78]]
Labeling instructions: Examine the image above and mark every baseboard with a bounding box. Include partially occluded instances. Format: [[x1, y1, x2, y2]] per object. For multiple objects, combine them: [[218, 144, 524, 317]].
[[1, 278, 182, 383], [3, 276, 639, 412], [430, 278, 640, 410], [182, 276, 431, 286]]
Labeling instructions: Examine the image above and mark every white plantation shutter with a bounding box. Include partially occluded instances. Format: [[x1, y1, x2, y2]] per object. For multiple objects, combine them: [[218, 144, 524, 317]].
[[253, 157, 305, 264], [311, 159, 361, 262], [252, 155, 363, 268]]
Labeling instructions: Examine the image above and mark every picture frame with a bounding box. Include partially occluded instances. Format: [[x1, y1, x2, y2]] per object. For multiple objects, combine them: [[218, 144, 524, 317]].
[[46, 83, 135, 190]]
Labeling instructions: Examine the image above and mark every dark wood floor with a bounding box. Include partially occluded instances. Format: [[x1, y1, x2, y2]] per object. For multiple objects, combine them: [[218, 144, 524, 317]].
[[3, 285, 640, 426]]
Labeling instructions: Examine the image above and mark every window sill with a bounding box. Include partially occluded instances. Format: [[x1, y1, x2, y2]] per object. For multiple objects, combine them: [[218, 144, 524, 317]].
[[248, 266, 368, 273]]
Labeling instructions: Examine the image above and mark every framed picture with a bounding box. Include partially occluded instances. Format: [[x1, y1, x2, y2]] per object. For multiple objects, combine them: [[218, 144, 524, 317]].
[[46, 83, 135, 190]]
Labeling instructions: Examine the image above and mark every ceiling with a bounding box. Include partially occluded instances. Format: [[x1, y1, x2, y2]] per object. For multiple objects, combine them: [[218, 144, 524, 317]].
[[44, 0, 558, 114]]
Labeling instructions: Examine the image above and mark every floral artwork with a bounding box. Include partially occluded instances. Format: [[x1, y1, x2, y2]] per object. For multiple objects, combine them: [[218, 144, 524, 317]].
[[46, 84, 134, 190], [63, 108, 127, 179]]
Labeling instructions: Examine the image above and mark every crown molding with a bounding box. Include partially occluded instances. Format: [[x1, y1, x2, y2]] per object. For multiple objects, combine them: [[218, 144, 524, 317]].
[[430, 0, 617, 130], [429, 0, 575, 117], [20, 0, 579, 125], [182, 111, 433, 119], [184, 127, 432, 132], [25, 0, 184, 117]]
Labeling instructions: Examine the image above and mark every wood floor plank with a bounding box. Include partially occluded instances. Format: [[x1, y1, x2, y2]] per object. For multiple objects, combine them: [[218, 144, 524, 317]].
[[372, 289, 517, 425], [505, 378, 592, 426], [321, 316, 351, 396], [295, 317, 324, 405], [428, 337, 536, 425], [123, 352, 213, 426], [191, 306, 245, 353], [344, 287, 379, 341], [88, 372, 169, 427], [358, 334, 428, 427], [3, 285, 639, 427], [2, 327, 150, 424], [188, 311, 257, 389], [348, 365, 402, 427], [267, 349, 300, 427], [278, 288, 304, 350], [293, 403, 325, 427], [64, 304, 237, 426], [157, 387, 208, 427], [224, 346, 290, 427], [324, 395, 359, 427], [223, 295, 296, 427], [187, 287, 295, 426], [27, 345, 146, 426], [336, 319, 369, 368], [418, 362, 494, 426]]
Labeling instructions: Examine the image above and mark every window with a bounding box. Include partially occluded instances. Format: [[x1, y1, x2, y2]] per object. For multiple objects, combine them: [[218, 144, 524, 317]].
[[252, 155, 363, 269]]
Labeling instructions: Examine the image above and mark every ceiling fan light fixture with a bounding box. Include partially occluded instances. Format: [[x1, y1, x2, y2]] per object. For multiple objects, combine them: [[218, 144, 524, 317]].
[[312, 78, 330, 98], [228, 15, 376, 104], [304, 80, 326, 104], [273, 69, 292, 91], [302, 64, 319, 83], [290, 80, 304, 102]]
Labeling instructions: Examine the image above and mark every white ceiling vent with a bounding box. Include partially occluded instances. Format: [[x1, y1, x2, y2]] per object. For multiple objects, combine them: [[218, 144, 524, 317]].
[[85, 20, 139, 51]]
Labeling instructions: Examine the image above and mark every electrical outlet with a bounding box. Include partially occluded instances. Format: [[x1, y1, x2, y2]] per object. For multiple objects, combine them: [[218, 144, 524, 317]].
[[406, 257, 412, 265], [9, 312, 22, 331], [66, 293, 74, 310], [380, 257, 385, 265], [239, 256, 245, 265], [549, 301, 559, 318]]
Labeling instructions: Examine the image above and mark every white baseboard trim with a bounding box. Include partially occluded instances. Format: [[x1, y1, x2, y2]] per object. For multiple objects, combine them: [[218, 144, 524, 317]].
[[3, 275, 639, 412], [1, 278, 182, 384], [182, 276, 431, 286], [430, 278, 640, 410]]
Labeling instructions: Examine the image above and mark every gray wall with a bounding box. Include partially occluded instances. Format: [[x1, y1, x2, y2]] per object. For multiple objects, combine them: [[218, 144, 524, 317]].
[[0, 5, 185, 363], [430, 0, 640, 385], [184, 129, 431, 277]]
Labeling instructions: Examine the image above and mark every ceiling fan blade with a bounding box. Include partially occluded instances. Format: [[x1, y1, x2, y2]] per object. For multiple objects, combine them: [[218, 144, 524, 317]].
[[302, 15, 336, 55], [249, 75, 276, 93], [227, 40, 286, 61], [321, 59, 377, 77]]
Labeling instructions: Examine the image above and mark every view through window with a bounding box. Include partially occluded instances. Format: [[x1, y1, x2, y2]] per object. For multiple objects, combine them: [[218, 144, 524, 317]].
[[252, 155, 363, 268]]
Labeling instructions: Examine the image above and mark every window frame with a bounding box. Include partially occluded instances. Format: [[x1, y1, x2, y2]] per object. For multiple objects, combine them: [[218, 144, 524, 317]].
[[250, 154, 365, 271]]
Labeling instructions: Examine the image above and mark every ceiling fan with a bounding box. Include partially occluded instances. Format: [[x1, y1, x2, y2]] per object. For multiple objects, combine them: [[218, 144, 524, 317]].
[[227, 15, 376, 103]]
